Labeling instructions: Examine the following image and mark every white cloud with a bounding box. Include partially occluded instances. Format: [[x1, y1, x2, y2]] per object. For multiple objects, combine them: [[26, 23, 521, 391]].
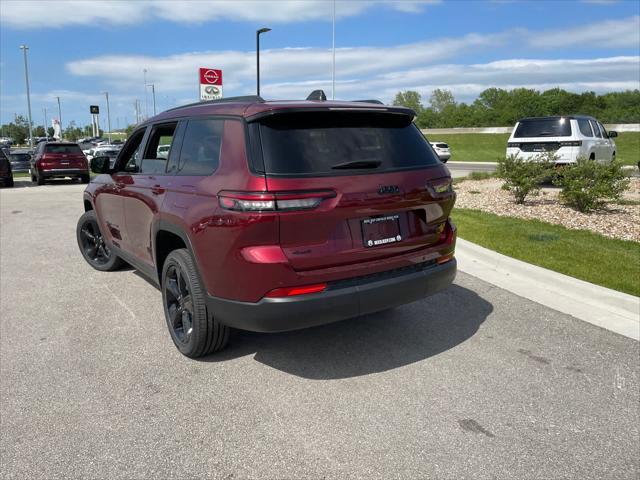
[[529, 15, 640, 49], [0, 0, 440, 29]]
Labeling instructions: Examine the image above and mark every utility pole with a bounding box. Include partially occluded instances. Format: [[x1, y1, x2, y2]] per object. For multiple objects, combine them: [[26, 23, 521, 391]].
[[146, 83, 157, 116], [143, 69, 148, 119], [43, 107, 48, 138], [19, 45, 34, 148], [104, 92, 112, 143], [332, 0, 336, 100], [56, 96, 62, 138]]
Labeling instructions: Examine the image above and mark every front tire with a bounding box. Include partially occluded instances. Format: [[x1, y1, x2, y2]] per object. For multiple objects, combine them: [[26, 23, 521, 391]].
[[161, 248, 229, 358], [76, 210, 124, 271]]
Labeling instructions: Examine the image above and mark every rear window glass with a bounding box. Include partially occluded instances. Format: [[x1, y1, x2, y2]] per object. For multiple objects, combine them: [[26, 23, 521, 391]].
[[45, 144, 82, 154], [257, 111, 439, 176], [435, 143, 449, 148], [514, 119, 571, 138]]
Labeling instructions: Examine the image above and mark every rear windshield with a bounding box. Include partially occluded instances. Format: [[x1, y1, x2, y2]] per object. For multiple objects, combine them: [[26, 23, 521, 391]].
[[256, 111, 439, 176], [514, 119, 571, 138], [45, 144, 82, 154], [434, 143, 449, 148]]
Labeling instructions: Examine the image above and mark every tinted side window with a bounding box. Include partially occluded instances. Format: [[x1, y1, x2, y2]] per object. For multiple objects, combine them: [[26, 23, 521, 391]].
[[177, 119, 224, 176], [141, 123, 177, 174], [577, 119, 593, 137], [598, 122, 608, 138], [118, 128, 147, 173], [589, 120, 602, 138]]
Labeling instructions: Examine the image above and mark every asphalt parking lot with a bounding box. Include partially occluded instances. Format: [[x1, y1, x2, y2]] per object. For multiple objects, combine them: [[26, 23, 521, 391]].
[[1, 178, 638, 479]]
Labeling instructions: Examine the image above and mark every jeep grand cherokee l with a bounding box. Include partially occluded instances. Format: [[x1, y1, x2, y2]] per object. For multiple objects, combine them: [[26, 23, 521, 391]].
[[77, 95, 457, 358], [31, 142, 90, 184], [506, 115, 617, 164]]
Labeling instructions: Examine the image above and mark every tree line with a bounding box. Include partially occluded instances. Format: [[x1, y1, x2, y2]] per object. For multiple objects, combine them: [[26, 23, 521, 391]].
[[393, 88, 640, 128]]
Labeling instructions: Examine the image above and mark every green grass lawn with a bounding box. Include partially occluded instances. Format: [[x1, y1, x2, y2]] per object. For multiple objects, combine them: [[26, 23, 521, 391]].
[[426, 132, 639, 166], [453, 208, 640, 296]]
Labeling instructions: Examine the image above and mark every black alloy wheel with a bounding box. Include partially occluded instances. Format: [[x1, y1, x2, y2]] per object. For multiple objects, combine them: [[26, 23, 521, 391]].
[[76, 210, 124, 271], [164, 263, 194, 345]]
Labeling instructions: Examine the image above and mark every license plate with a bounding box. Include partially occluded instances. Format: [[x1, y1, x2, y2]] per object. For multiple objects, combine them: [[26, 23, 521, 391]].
[[361, 214, 402, 248]]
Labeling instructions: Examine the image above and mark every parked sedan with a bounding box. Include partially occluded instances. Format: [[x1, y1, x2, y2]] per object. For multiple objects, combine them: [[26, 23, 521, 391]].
[[430, 141, 451, 162], [7, 151, 32, 173]]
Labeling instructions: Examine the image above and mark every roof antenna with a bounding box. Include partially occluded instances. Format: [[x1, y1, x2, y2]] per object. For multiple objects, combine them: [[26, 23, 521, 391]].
[[306, 90, 327, 101]]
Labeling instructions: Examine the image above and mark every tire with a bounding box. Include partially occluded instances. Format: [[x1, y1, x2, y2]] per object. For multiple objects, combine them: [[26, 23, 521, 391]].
[[161, 248, 229, 358], [36, 172, 45, 185], [76, 210, 124, 271], [80, 174, 90, 184], [7, 178, 14, 188]]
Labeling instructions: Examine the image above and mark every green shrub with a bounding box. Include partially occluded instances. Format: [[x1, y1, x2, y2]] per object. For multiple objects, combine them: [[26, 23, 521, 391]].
[[554, 158, 630, 212], [496, 154, 555, 204]]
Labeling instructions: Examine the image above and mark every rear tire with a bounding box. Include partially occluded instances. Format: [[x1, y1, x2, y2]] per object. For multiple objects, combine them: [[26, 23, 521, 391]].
[[36, 172, 45, 185], [161, 248, 229, 358], [80, 175, 90, 184], [76, 210, 124, 271]]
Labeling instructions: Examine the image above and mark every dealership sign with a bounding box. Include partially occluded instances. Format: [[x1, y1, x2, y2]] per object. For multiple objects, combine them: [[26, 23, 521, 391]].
[[199, 68, 223, 101]]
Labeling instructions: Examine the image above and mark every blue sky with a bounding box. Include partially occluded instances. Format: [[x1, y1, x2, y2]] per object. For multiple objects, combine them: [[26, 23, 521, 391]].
[[1, 0, 639, 130]]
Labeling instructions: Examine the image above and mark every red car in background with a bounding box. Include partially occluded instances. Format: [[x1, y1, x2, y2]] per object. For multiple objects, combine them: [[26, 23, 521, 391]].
[[31, 142, 89, 185], [77, 94, 457, 357]]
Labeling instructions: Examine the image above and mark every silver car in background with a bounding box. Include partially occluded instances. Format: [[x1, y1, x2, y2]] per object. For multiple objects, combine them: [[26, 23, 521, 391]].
[[430, 141, 451, 162]]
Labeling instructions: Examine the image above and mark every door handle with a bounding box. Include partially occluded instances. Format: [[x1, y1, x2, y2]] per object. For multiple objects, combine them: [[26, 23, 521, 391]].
[[151, 185, 165, 195]]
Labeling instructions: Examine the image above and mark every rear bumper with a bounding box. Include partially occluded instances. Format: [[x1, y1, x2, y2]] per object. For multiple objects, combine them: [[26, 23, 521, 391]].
[[41, 168, 88, 178], [207, 258, 457, 332]]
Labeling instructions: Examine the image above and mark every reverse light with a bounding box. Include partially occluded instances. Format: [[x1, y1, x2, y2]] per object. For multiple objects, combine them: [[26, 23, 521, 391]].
[[264, 283, 327, 298]]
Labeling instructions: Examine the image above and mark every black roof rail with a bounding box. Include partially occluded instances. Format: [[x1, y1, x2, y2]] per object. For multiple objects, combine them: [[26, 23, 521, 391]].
[[165, 95, 265, 112], [352, 99, 384, 105], [306, 90, 327, 101]]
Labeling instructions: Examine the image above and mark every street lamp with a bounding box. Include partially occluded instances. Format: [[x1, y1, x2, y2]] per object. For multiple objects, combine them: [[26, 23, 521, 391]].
[[103, 92, 112, 144], [19, 45, 34, 148], [43, 107, 48, 138], [256, 27, 271, 97], [146, 83, 157, 116], [56, 96, 63, 139]]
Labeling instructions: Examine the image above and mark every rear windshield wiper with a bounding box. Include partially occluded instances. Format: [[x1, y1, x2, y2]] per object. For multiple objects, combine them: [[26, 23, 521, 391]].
[[331, 160, 382, 170]]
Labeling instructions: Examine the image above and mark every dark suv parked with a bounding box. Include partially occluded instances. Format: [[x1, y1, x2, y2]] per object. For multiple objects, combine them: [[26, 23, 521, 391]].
[[0, 149, 14, 187], [31, 142, 89, 185], [77, 95, 457, 357]]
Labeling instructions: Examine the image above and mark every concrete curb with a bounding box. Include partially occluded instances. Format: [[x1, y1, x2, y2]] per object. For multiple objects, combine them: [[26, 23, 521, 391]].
[[455, 238, 640, 340]]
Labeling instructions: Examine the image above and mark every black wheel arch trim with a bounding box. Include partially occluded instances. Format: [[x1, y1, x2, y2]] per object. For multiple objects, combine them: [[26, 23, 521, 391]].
[[152, 219, 209, 295]]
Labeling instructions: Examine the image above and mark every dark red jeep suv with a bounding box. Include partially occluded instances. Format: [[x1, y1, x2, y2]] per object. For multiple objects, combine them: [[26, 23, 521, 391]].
[[31, 142, 90, 185], [77, 95, 457, 357]]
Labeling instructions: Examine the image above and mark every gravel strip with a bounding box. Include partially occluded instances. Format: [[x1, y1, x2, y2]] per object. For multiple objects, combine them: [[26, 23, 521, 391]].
[[455, 178, 640, 242]]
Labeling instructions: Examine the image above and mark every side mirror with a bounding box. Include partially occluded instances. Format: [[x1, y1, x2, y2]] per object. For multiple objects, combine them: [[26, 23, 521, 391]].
[[90, 156, 111, 174], [608, 130, 618, 138]]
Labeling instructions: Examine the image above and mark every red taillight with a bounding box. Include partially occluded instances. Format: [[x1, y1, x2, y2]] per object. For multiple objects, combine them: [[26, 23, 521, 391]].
[[264, 283, 327, 298], [241, 245, 288, 264], [437, 253, 455, 265], [219, 190, 336, 212]]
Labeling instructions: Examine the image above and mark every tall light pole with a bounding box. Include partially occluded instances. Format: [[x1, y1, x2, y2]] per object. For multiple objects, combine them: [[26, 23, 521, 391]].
[[19, 45, 34, 148], [103, 92, 112, 144], [256, 27, 271, 97], [143, 69, 148, 119], [146, 83, 157, 116], [56, 96, 62, 138], [332, 0, 336, 100], [43, 107, 48, 138]]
